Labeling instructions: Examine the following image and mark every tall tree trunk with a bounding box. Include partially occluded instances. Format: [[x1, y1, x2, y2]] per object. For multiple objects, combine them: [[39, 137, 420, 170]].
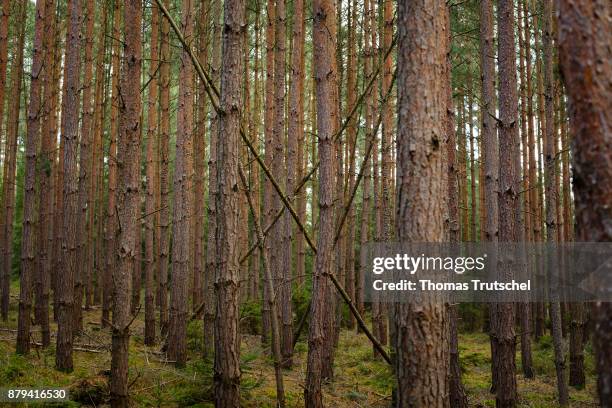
[[56, 0, 82, 371], [111, 0, 141, 405], [213, 0, 245, 403], [74, 0, 96, 333], [447, 10, 468, 406], [495, 0, 520, 405], [158, 0, 171, 337], [305, 0, 339, 403], [272, 0, 293, 367], [194, 0, 209, 314], [104, 0, 122, 328], [0, 0, 10, 320], [144, 1, 160, 346], [343, 0, 357, 331], [543, 0, 569, 404], [0, 0, 9, 162], [91, 6, 108, 308], [1, 0, 26, 322], [35, 0, 58, 347], [356, 0, 372, 322], [558, 3, 611, 404], [168, 0, 195, 368], [291, 0, 306, 291], [262, 0, 275, 348], [480, 1, 499, 381], [395, 1, 449, 405], [529, 2, 546, 341], [249, 7, 262, 301], [516, 0, 534, 379], [17, 0, 47, 357], [204, 0, 222, 357], [562, 87, 584, 386]]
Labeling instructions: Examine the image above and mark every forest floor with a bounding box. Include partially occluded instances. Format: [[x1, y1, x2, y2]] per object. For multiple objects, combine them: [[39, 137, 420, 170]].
[[0, 282, 600, 407]]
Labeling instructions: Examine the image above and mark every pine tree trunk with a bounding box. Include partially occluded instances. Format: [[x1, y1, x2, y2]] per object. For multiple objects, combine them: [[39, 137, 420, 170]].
[[91, 7, 107, 308], [305, 0, 339, 403], [343, 0, 357, 331], [291, 0, 306, 291], [35, 0, 58, 347], [74, 0, 95, 333], [56, 0, 82, 371], [17, 0, 47, 357], [395, 1, 449, 405], [495, 0, 519, 405], [203, 0, 222, 357], [193, 0, 209, 314], [168, 0, 195, 368], [144, 1, 160, 346], [0, 0, 11, 321], [111, 1, 141, 405], [249, 8, 262, 301], [558, 4, 611, 404], [104, 0, 122, 328], [0, 0, 9, 160], [262, 0, 275, 348], [158, 0, 171, 337], [543, 0, 569, 404], [272, 0, 293, 368], [213, 0, 245, 403], [1, 0, 26, 322]]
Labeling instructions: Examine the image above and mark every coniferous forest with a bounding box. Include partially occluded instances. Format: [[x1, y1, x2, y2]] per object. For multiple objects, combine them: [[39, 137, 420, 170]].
[[0, 0, 610, 406]]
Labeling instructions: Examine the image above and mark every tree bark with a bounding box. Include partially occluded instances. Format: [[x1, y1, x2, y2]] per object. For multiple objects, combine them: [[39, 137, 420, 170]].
[[144, 1, 160, 346], [158, 0, 171, 337], [74, 0, 96, 333], [168, 0, 195, 368], [0, 0, 26, 322], [394, 1, 449, 406], [103, 0, 122, 328], [543, 0, 569, 404], [17, 0, 47, 357], [495, 0, 520, 405], [305, 0, 339, 403], [262, 0, 275, 348], [35, 0, 58, 347], [56, 0, 82, 371], [110, 1, 141, 405], [203, 0, 222, 357], [558, 0, 611, 404], [0, 0, 11, 321], [213, 0, 245, 403], [290, 0, 306, 291]]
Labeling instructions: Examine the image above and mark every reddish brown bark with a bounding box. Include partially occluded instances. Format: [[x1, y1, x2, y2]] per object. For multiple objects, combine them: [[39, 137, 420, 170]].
[[395, 1, 450, 405], [558, 0, 611, 404], [110, 1, 142, 405], [213, 0, 245, 403], [0, 0, 26, 322], [168, 0, 195, 368], [56, 0, 82, 371], [158, 0, 171, 336], [305, 0, 339, 403], [17, 0, 46, 357], [144, 1, 160, 346]]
